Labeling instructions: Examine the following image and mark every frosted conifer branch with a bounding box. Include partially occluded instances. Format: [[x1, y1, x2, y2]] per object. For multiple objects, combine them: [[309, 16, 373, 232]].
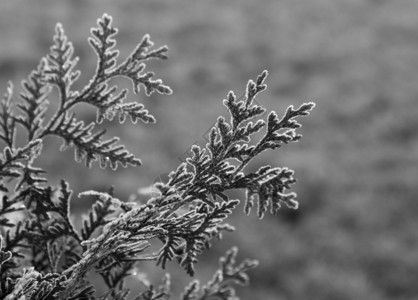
[[152, 71, 315, 219], [16, 13, 171, 170], [0, 14, 315, 300], [56, 72, 313, 298]]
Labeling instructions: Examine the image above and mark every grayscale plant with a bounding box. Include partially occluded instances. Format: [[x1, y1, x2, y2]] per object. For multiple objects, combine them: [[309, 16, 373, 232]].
[[0, 14, 314, 300]]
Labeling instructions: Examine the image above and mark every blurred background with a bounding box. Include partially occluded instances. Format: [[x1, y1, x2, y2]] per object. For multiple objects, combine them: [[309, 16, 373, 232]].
[[1, 0, 418, 299]]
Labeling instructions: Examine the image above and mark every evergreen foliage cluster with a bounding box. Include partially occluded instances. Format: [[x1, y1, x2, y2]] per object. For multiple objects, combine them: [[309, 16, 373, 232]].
[[0, 14, 314, 300]]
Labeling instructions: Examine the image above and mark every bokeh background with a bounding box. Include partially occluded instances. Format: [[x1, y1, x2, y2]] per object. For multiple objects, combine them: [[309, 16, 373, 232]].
[[1, 0, 418, 299]]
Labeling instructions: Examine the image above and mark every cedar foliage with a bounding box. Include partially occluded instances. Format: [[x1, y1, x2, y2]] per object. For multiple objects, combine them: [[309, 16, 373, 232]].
[[0, 14, 315, 300]]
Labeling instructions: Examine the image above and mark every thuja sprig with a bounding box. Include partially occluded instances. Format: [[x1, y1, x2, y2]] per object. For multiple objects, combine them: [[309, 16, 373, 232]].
[[52, 72, 313, 299], [152, 71, 315, 219], [40, 14, 171, 169], [2, 13, 171, 173]]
